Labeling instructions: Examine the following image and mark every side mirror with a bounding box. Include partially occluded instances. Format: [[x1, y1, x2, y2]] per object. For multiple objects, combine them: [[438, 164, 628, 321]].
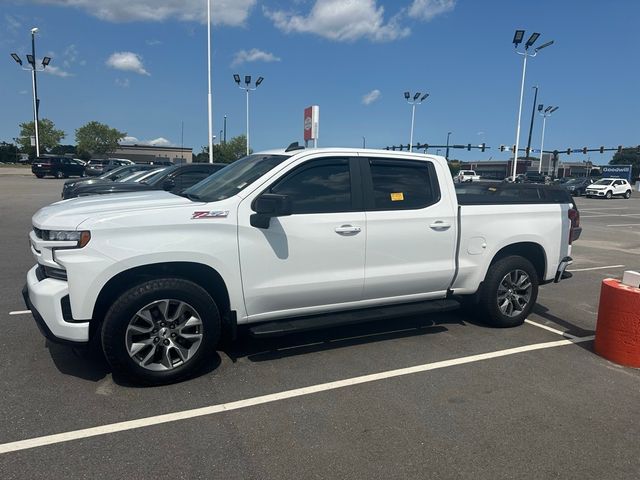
[[163, 178, 176, 191], [250, 193, 292, 229]]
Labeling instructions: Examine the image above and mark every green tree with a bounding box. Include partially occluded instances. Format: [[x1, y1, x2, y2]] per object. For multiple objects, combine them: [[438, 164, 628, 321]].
[[75, 121, 126, 158], [50, 144, 77, 156], [193, 135, 250, 164], [610, 147, 640, 180], [17, 118, 65, 157]]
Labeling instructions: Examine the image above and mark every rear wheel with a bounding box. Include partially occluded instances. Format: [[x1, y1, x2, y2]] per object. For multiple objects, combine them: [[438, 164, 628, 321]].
[[101, 278, 220, 385], [35, 173, 44, 178], [625, 190, 631, 199], [605, 190, 613, 199], [478, 255, 538, 328]]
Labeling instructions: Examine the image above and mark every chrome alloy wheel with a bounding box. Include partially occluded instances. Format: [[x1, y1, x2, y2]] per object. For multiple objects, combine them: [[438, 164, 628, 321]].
[[496, 269, 532, 318], [125, 299, 204, 371]]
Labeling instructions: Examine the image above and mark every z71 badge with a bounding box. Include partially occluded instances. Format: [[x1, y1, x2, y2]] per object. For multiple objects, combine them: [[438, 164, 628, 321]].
[[191, 211, 229, 219]]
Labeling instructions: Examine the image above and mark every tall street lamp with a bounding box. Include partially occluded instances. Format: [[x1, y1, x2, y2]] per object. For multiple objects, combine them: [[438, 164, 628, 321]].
[[526, 85, 539, 157], [11, 27, 51, 158], [510, 30, 554, 179], [404, 91, 429, 152], [234, 74, 263, 156], [206, 0, 214, 163], [445, 131, 452, 160], [537, 104, 559, 174]]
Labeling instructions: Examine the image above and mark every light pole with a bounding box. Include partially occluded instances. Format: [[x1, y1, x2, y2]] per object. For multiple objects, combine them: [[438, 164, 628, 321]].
[[223, 115, 227, 144], [234, 74, 263, 156], [362, 136, 366, 148], [510, 30, 554, 179], [526, 85, 539, 157], [537, 104, 558, 174], [404, 91, 429, 152], [445, 131, 452, 159], [206, 0, 213, 163], [11, 28, 51, 158]]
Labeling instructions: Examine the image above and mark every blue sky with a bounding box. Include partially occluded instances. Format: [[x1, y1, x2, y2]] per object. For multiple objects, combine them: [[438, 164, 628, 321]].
[[1, 0, 639, 162]]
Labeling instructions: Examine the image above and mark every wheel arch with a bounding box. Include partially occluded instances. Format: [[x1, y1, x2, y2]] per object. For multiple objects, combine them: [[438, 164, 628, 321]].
[[91, 262, 232, 339], [489, 242, 546, 282]]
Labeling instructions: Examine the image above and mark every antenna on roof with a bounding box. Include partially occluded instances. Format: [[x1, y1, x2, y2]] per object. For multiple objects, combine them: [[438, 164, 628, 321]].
[[285, 142, 305, 152]]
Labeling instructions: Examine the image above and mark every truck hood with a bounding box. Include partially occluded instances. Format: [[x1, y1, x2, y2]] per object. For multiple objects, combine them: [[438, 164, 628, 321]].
[[32, 190, 202, 230]]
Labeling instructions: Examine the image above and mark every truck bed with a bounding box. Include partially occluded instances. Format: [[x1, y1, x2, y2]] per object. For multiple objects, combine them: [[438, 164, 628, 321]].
[[455, 182, 573, 205]]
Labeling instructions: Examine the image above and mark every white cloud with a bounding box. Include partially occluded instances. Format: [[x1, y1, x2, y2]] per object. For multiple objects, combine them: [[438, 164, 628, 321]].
[[44, 65, 73, 77], [62, 44, 79, 68], [146, 39, 162, 46], [106, 52, 150, 76], [362, 89, 381, 105], [5, 14, 22, 30], [27, 0, 256, 26], [121, 136, 173, 146], [408, 0, 456, 21], [19, 90, 28, 95], [232, 48, 281, 67], [264, 0, 410, 42], [115, 78, 130, 88]]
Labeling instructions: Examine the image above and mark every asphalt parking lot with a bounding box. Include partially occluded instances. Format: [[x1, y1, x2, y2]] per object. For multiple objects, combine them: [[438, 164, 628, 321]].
[[1, 173, 639, 479]]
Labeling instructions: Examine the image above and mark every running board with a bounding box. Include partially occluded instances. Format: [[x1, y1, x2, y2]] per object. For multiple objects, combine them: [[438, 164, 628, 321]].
[[248, 299, 461, 338]]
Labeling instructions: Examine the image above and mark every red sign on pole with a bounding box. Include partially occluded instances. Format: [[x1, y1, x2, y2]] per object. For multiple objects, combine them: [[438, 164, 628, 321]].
[[304, 106, 313, 142]]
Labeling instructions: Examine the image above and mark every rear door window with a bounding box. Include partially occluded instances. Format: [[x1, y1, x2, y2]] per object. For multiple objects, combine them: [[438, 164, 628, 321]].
[[366, 159, 439, 211]]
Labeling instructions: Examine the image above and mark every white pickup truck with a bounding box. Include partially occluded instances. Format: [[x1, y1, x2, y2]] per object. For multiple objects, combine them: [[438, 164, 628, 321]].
[[24, 147, 581, 384], [455, 170, 480, 183]]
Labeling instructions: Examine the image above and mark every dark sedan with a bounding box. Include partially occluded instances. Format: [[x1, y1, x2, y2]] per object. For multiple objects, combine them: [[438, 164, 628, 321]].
[[62, 164, 159, 199], [562, 177, 594, 196], [32, 156, 86, 178], [67, 163, 227, 199]]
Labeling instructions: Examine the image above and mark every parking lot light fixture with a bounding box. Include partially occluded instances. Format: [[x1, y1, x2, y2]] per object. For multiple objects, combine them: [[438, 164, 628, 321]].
[[11, 53, 22, 65], [234, 74, 264, 155], [404, 91, 429, 153], [535, 40, 555, 52], [538, 104, 558, 174], [510, 30, 554, 179], [26, 54, 35, 65], [42, 56, 51, 67]]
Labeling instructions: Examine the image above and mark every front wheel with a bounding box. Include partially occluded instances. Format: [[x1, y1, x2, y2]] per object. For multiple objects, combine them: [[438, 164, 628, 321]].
[[605, 190, 613, 199], [478, 255, 539, 328], [625, 190, 631, 199], [35, 173, 44, 178], [101, 278, 221, 385]]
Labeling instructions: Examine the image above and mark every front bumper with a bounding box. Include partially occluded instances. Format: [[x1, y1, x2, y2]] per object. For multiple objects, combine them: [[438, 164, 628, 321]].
[[585, 189, 606, 197], [24, 265, 89, 344]]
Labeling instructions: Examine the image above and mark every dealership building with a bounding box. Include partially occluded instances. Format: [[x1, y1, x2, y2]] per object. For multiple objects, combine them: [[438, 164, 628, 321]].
[[461, 154, 598, 179], [112, 144, 193, 164]]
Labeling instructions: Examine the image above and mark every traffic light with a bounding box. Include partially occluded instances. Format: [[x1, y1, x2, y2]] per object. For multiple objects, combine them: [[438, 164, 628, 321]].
[[525, 147, 530, 157], [512, 145, 516, 154], [599, 146, 604, 154], [391, 146, 396, 151], [467, 144, 472, 151], [481, 143, 486, 152], [582, 147, 588, 154], [617, 145, 623, 153], [566, 148, 572, 155], [500, 145, 506, 152]]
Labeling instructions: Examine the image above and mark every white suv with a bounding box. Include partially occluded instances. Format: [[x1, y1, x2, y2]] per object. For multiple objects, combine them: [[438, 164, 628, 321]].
[[585, 178, 632, 199]]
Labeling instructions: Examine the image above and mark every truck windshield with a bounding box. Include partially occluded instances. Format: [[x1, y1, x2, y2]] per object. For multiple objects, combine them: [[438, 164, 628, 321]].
[[184, 154, 290, 202]]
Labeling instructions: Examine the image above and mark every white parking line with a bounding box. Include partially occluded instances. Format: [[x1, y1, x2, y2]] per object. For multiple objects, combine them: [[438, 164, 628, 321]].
[[582, 213, 640, 218], [606, 223, 640, 227], [0, 335, 593, 455], [9, 310, 31, 316], [568, 265, 624, 272], [524, 319, 577, 339]]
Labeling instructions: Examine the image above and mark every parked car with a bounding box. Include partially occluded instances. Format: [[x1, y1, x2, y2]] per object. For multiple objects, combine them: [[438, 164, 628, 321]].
[[25, 147, 580, 384], [522, 172, 549, 184], [455, 170, 480, 183], [67, 163, 226, 199], [61, 164, 159, 199], [84, 158, 134, 177], [561, 177, 594, 196], [585, 178, 632, 199], [31, 156, 86, 178]]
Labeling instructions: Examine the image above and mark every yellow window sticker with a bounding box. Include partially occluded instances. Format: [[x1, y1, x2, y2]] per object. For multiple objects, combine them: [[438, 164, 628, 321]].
[[390, 192, 404, 201]]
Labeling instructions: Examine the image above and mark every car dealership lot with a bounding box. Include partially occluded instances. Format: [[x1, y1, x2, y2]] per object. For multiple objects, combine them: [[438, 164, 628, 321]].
[[0, 174, 639, 479]]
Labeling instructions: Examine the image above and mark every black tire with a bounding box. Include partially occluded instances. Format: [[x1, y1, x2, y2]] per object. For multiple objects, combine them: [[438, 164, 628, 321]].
[[605, 190, 612, 199], [625, 190, 631, 199], [102, 278, 220, 385], [478, 255, 539, 328], [35, 173, 44, 178], [55, 170, 64, 179]]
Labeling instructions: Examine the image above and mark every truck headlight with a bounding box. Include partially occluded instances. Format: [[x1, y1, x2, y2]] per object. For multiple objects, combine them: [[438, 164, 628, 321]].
[[45, 230, 91, 247]]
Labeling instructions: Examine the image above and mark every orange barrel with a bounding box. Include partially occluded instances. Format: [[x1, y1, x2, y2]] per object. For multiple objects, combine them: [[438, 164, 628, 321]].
[[594, 278, 640, 368]]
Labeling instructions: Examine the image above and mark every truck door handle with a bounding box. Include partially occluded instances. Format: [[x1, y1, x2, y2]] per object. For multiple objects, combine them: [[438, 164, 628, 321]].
[[335, 225, 362, 236], [429, 221, 451, 231]]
